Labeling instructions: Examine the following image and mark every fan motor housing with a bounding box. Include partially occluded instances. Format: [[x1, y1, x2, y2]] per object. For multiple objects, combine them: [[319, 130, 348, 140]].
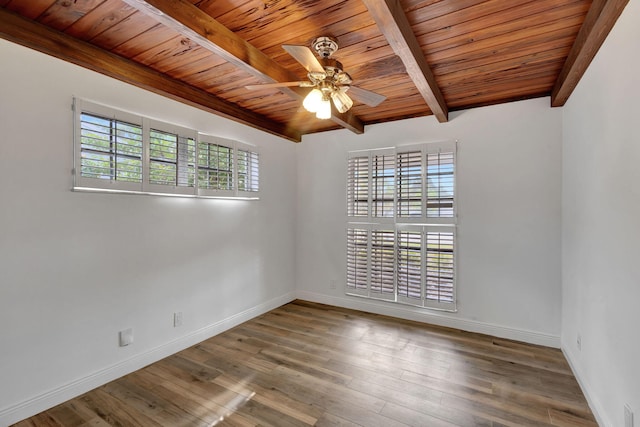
[[321, 58, 343, 76]]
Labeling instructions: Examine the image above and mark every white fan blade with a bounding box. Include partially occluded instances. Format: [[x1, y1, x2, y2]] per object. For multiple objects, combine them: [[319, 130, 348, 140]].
[[283, 45, 325, 73]]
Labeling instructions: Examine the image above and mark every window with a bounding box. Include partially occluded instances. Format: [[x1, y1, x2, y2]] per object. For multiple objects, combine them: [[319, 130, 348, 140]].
[[346, 141, 457, 311], [73, 99, 259, 199], [198, 142, 233, 191], [148, 129, 195, 187], [79, 113, 143, 183]]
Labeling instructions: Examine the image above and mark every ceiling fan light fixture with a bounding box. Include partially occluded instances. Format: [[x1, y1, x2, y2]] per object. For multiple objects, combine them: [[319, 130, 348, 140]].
[[316, 97, 332, 120], [247, 36, 386, 120], [331, 89, 353, 114], [303, 88, 323, 113]]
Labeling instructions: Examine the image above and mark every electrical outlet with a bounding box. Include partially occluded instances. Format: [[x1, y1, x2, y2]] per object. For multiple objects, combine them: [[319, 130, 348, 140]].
[[625, 404, 634, 427], [576, 334, 581, 351], [173, 312, 183, 327], [330, 279, 337, 290], [119, 328, 133, 347]]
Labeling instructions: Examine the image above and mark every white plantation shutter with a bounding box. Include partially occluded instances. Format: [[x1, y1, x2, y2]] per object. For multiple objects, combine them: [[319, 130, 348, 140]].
[[397, 151, 422, 218], [146, 122, 197, 195], [346, 228, 369, 296], [427, 151, 455, 218], [75, 101, 144, 192], [397, 229, 423, 304], [177, 136, 196, 187], [370, 230, 395, 299], [346, 141, 457, 311], [237, 149, 259, 193], [148, 130, 196, 188], [425, 228, 455, 308], [347, 156, 369, 217], [149, 129, 179, 186], [372, 153, 395, 218], [79, 114, 144, 183]]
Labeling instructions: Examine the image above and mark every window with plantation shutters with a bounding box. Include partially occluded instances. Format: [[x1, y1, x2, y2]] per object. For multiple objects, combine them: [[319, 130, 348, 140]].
[[198, 142, 233, 191], [346, 141, 457, 311], [149, 129, 195, 187], [79, 112, 143, 185], [73, 98, 260, 199]]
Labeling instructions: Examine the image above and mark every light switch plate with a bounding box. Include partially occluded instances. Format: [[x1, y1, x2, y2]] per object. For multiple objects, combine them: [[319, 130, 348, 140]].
[[119, 328, 133, 347], [174, 312, 183, 327]]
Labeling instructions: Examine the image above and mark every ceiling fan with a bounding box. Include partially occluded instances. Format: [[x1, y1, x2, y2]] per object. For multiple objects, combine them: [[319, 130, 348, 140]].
[[246, 36, 386, 119]]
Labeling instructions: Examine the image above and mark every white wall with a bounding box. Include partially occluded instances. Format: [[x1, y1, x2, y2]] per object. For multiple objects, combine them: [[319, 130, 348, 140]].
[[296, 97, 563, 346], [6, 7, 638, 422], [561, 0, 640, 426], [0, 39, 297, 425]]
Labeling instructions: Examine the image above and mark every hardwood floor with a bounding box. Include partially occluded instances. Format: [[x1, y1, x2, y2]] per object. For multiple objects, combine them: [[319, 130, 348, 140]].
[[13, 301, 597, 426]]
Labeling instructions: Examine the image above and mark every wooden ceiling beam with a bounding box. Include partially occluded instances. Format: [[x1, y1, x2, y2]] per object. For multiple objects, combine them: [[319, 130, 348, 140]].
[[120, 0, 364, 135], [0, 8, 301, 142], [362, 0, 448, 122], [551, 0, 629, 106]]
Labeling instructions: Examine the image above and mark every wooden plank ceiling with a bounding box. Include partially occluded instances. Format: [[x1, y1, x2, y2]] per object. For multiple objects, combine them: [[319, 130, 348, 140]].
[[0, 0, 629, 142]]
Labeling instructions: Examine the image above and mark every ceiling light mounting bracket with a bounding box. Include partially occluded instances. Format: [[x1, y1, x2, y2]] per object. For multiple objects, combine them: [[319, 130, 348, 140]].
[[312, 36, 339, 58]]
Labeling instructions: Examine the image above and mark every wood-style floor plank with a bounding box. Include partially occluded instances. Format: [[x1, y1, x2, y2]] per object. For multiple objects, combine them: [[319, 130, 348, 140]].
[[12, 300, 597, 426]]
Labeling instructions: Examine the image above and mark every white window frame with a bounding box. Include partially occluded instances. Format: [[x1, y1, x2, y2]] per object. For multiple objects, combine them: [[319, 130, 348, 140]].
[[73, 99, 259, 200], [346, 140, 457, 311]]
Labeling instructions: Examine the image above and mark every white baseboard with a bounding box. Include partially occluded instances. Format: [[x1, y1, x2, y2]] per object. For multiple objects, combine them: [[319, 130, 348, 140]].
[[562, 344, 609, 427], [295, 291, 561, 348], [0, 292, 296, 427]]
